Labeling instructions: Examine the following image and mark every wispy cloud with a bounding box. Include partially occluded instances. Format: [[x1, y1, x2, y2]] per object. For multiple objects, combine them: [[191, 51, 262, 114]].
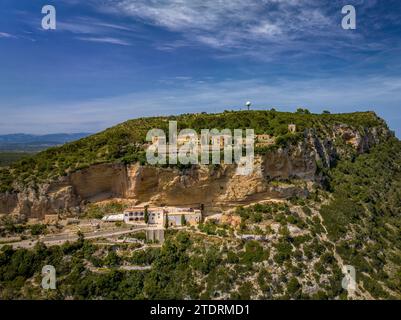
[[56, 17, 136, 46], [57, 21, 106, 34], [76, 36, 131, 46], [0, 32, 16, 38], [95, 0, 371, 61], [57, 17, 137, 35], [109, 0, 289, 48]]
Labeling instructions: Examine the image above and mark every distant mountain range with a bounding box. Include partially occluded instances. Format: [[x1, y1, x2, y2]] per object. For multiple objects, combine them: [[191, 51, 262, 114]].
[[0, 133, 91, 152]]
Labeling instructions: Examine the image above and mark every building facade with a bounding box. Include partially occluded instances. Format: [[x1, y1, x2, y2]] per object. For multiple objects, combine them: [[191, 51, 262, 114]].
[[123, 206, 165, 224], [103, 206, 202, 227], [165, 207, 202, 227]]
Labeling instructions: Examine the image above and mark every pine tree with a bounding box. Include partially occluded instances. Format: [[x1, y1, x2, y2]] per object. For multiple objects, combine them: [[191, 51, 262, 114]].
[[164, 215, 169, 229], [144, 205, 149, 224]]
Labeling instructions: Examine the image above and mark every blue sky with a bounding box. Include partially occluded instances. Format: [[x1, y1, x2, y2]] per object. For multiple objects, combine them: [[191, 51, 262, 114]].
[[0, 0, 401, 136]]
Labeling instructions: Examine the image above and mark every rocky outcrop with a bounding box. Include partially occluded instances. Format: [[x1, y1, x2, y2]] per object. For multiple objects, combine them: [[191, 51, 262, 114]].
[[2, 181, 79, 218], [69, 163, 128, 201], [0, 192, 18, 215], [263, 143, 318, 180], [333, 124, 392, 154], [0, 125, 392, 218]]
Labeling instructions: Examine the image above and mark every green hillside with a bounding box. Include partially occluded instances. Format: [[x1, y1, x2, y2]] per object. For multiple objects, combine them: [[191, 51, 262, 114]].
[[0, 152, 33, 168], [0, 110, 386, 193]]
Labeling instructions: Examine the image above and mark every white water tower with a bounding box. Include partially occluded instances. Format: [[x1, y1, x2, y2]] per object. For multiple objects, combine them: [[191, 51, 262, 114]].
[[246, 101, 251, 110]]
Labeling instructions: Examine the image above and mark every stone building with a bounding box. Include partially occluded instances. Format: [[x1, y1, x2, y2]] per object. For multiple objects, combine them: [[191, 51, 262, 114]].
[[256, 134, 276, 147], [165, 207, 202, 227]]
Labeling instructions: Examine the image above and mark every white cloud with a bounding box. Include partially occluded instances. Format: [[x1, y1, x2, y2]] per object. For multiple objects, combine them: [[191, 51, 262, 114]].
[[96, 0, 365, 61], [57, 21, 106, 34], [51, 17, 138, 46], [110, 1, 330, 38], [0, 32, 16, 38], [57, 17, 136, 35], [250, 22, 282, 37], [110, 0, 284, 46], [76, 36, 131, 46]]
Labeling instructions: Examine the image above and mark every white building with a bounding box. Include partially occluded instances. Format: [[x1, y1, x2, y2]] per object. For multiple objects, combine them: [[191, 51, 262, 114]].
[[102, 213, 125, 222], [103, 206, 202, 227], [122, 206, 164, 224]]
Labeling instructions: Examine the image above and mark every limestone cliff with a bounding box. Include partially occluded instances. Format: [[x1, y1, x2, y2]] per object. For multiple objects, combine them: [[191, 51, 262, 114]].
[[0, 124, 392, 218]]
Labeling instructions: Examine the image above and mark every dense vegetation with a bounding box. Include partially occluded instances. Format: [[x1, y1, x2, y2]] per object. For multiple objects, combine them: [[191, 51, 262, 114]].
[[320, 137, 401, 299], [0, 152, 33, 168], [0, 110, 385, 192], [0, 218, 347, 300]]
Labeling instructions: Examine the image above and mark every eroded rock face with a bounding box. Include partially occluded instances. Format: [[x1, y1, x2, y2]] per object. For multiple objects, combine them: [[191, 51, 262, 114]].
[[0, 126, 391, 218], [69, 163, 128, 201], [120, 158, 311, 209], [7, 180, 80, 218], [263, 143, 317, 180], [333, 124, 392, 154], [0, 192, 18, 214]]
